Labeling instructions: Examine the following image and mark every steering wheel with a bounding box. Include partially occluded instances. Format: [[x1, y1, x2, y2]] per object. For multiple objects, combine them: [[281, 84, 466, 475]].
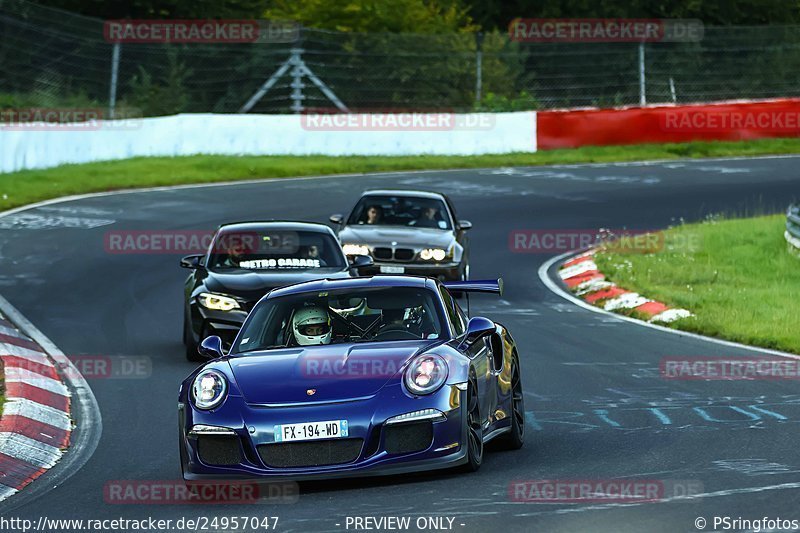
[[372, 328, 420, 341]]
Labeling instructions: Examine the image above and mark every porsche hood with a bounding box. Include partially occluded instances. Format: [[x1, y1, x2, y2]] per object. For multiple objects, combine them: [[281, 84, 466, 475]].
[[228, 340, 435, 405]]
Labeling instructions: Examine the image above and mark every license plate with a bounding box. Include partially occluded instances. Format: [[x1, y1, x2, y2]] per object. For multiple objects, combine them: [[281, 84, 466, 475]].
[[380, 266, 405, 274], [274, 420, 348, 442]]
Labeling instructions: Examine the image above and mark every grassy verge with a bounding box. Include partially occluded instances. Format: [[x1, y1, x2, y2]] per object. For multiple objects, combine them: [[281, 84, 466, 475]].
[[4, 137, 800, 211], [595, 214, 800, 354]]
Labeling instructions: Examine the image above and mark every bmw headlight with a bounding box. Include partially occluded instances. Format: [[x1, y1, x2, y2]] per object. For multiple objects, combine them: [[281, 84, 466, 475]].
[[198, 292, 240, 311], [342, 244, 370, 256], [191, 369, 228, 410], [420, 248, 447, 261], [404, 354, 448, 395]]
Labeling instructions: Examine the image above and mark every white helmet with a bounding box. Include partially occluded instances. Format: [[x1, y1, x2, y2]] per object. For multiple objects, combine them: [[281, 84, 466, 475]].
[[292, 306, 332, 346]]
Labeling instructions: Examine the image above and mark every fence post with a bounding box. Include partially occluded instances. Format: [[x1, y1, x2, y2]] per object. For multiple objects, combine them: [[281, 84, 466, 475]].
[[638, 42, 646, 106], [108, 42, 121, 119], [475, 32, 484, 105], [290, 48, 305, 113]]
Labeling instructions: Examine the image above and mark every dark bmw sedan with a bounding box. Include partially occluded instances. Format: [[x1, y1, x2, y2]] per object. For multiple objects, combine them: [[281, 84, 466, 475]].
[[330, 190, 472, 281], [181, 221, 371, 360]]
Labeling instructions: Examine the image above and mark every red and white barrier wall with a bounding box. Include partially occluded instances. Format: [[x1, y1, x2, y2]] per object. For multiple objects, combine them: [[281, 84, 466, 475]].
[[537, 98, 800, 150]]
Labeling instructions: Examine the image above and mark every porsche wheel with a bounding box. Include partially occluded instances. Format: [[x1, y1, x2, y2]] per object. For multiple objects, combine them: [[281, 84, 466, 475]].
[[500, 357, 524, 450], [463, 374, 483, 472]]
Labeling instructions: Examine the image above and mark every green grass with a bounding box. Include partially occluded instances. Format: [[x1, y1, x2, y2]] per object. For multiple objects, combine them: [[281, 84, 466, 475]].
[[5, 137, 800, 211], [595, 215, 800, 354]]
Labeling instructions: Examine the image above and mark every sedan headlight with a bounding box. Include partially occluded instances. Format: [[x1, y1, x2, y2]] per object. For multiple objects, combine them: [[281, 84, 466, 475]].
[[191, 369, 228, 410], [420, 248, 447, 261], [342, 244, 370, 256], [198, 292, 240, 311], [404, 354, 448, 395]]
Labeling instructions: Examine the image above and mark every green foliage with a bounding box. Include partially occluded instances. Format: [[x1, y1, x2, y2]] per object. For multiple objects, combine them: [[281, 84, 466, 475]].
[[474, 90, 538, 111], [263, 0, 478, 33], [124, 51, 192, 116]]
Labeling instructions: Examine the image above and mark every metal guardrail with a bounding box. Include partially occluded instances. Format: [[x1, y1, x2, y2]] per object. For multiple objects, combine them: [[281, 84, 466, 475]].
[[786, 204, 800, 250]]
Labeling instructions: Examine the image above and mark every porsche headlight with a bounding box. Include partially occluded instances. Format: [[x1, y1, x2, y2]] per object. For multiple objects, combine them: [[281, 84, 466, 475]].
[[404, 354, 448, 395], [420, 248, 447, 261], [342, 244, 370, 256], [198, 292, 240, 311], [191, 369, 228, 410]]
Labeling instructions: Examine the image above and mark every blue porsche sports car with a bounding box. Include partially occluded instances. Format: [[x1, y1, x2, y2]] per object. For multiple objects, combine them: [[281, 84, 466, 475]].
[[178, 275, 524, 481]]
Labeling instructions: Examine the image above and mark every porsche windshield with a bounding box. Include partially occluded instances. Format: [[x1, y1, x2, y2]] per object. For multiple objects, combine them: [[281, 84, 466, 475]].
[[208, 229, 346, 271], [347, 195, 451, 230], [233, 286, 446, 353]]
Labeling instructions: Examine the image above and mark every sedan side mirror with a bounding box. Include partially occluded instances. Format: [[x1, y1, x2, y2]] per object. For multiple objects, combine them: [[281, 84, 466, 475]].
[[462, 316, 495, 346], [198, 336, 225, 359], [349, 254, 374, 271], [330, 214, 344, 225], [458, 220, 473, 231], [180, 254, 204, 269]]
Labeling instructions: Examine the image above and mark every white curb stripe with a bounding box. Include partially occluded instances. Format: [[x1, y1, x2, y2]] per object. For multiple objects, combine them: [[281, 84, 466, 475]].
[[0, 343, 50, 361], [575, 279, 614, 296], [5, 367, 70, 397], [604, 293, 651, 311], [0, 484, 18, 502], [650, 308, 694, 323], [2, 399, 72, 431], [559, 260, 598, 280], [0, 324, 33, 339], [0, 433, 62, 468], [0, 351, 54, 368]]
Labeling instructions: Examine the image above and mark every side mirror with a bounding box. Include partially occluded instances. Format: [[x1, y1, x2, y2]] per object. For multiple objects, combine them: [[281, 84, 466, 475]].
[[462, 316, 495, 346], [458, 220, 473, 231], [180, 254, 204, 269], [329, 214, 344, 225], [198, 336, 224, 359], [349, 254, 374, 270]]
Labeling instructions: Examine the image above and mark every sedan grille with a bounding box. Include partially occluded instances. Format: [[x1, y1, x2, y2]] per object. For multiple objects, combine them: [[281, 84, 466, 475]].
[[371, 247, 416, 262], [258, 439, 363, 468]]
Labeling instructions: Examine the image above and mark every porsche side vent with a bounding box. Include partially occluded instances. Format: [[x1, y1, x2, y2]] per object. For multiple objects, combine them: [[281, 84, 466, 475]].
[[258, 439, 363, 468], [364, 425, 383, 458], [384, 421, 433, 455], [197, 435, 243, 466]]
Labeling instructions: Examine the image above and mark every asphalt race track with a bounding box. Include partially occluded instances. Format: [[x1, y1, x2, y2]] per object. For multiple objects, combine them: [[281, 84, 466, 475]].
[[1, 156, 800, 532]]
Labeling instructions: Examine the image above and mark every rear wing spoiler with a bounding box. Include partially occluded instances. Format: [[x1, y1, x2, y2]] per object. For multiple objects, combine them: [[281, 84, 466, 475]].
[[442, 278, 503, 296]]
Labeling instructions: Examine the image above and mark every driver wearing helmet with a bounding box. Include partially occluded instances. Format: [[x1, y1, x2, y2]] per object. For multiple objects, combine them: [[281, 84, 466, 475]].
[[292, 305, 332, 346]]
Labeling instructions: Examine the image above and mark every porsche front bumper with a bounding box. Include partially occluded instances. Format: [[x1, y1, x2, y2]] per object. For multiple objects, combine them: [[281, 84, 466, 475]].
[[179, 383, 468, 481]]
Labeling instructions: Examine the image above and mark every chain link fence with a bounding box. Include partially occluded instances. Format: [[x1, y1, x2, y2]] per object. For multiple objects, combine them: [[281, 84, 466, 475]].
[[4, 0, 800, 117]]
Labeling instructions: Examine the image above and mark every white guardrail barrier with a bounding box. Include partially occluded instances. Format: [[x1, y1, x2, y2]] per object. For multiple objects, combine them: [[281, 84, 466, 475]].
[[0, 112, 537, 173]]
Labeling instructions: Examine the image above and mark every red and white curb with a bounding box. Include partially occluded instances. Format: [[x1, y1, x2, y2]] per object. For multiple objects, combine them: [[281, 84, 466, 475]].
[[0, 314, 72, 501], [558, 250, 693, 323]]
